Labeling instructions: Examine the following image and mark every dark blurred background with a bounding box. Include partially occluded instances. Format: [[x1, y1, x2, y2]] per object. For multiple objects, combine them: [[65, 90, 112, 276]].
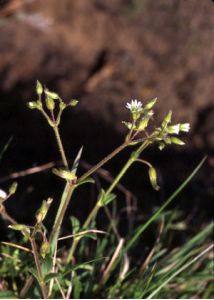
[[0, 0, 213, 233]]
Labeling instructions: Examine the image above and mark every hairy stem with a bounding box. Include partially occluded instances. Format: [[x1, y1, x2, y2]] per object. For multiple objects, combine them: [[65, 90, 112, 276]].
[[30, 238, 47, 299], [78, 141, 129, 183], [53, 125, 68, 168]]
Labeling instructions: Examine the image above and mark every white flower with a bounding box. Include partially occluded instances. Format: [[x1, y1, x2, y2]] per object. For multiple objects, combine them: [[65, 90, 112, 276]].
[[167, 124, 180, 135], [126, 99, 143, 112], [0, 189, 7, 200], [180, 123, 190, 132]]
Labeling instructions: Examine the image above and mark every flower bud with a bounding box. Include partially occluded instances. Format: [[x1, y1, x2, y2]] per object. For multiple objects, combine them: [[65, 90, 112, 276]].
[[138, 116, 150, 131], [9, 182, 18, 195], [162, 110, 172, 128], [144, 98, 157, 110], [44, 89, 59, 99], [171, 137, 185, 145], [36, 80, 43, 95], [148, 167, 160, 191], [69, 99, 79, 107], [59, 102, 66, 110], [28, 102, 38, 109], [45, 97, 55, 110]]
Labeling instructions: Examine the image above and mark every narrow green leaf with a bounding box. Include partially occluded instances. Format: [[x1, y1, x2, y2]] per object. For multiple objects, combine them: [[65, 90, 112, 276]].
[[72, 146, 83, 174], [70, 216, 80, 234]]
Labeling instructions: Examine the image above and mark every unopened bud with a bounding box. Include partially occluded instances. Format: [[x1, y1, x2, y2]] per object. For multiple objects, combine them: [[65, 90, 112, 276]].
[[36, 80, 43, 95], [144, 98, 157, 110], [44, 89, 59, 100], [148, 167, 160, 191], [45, 97, 55, 110], [28, 102, 38, 109], [171, 137, 185, 145], [9, 182, 18, 195], [69, 99, 79, 107]]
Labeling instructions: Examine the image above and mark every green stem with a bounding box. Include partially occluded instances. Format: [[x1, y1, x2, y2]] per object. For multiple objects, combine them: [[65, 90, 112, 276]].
[[66, 140, 151, 263], [53, 125, 68, 168], [78, 141, 129, 183], [49, 181, 75, 253], [30, 238, 47, 299]]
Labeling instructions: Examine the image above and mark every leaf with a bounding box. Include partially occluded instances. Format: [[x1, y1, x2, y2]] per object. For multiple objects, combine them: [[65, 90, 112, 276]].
[[79, 232, 97, 241], [98, 189, 116, 206], [61, 257, 107, 278], [73, 275, 82, 299], [76, 177, 95, 187], [44, 272, 59, 283], [29, 268, 40, 284], [41, 255, 53, 278], [70, 216, 80, 234], [72, 146, 83, 174]]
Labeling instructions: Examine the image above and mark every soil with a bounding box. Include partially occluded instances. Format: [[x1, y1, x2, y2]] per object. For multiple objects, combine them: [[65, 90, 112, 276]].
[[0, 0, 213, 228]]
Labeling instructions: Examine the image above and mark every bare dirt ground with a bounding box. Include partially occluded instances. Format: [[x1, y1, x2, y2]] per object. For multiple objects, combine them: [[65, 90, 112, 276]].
[[0, 0, 213, 225]]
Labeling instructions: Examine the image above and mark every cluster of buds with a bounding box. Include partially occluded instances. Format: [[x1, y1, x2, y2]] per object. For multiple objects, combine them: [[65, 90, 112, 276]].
[[154, 110, 190, 150], [28, 81, 78, 127], [123, 98, 156, 133]]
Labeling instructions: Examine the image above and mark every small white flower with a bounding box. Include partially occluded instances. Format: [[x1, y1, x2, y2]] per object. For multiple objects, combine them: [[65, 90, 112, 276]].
[[0, 189, 7, 200], [167, 124, 180, 135], [180, 123, 190, 132], [126, 99, 143, 112]]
